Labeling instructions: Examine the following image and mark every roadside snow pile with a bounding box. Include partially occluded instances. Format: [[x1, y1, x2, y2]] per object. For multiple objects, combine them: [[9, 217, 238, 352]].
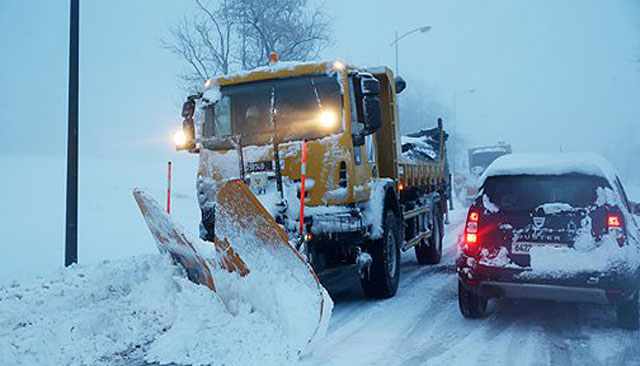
[[0, 255, 301, 366]]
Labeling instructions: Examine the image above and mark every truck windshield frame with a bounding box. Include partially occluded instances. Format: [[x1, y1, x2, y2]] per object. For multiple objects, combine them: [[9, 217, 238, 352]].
[[202, 74, 343, 145]]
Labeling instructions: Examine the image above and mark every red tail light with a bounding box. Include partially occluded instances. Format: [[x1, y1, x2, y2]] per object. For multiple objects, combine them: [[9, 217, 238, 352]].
[[607, 214, 622, 228], [607, 213, 625, 245], [463, 209, 480, 255]]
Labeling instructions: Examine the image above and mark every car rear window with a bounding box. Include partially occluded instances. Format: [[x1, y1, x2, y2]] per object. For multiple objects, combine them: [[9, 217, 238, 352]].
[[482, 174, 610, 212]]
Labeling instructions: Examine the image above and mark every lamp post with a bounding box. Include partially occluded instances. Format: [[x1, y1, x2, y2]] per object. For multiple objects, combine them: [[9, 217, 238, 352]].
[[451, 88, 476, 174], [390, 25, 431, 77], [390, 25, 431, 122], [65, 0, 79, 267]]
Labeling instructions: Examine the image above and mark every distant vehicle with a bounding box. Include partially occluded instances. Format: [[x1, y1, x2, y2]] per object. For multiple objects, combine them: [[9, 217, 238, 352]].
[[468, 142, 512, 176], [457, 153, 640, 329], [455, 143, 512, 203]]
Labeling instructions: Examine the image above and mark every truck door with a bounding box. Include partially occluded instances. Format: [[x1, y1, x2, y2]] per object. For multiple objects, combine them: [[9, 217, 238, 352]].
[[348, 75, 373, 201]]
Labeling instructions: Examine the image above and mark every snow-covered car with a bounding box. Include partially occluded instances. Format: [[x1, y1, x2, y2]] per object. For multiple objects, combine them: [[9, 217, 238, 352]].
[[456, 153, 640, 329]]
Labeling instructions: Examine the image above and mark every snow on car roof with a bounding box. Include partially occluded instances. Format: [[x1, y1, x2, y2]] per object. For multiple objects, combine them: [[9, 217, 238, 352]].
[[470, 146, 509, 155], [479, 153, 619, 187]]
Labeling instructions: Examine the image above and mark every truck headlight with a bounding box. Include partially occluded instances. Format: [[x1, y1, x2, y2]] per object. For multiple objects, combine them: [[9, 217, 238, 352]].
[[318, 110, 338, 129], [172, 130, 187, 147]]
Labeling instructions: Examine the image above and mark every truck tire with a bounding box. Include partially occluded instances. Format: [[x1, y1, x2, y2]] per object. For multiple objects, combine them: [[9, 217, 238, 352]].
[[415, 209, 443, 265], [361, 210, 401, 299], [616, 292, 639, 330], [458, 281, 488, 319]]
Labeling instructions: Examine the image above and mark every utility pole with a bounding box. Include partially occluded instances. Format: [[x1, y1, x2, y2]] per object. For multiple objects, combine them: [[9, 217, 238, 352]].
[[65, 0, 79, 267]]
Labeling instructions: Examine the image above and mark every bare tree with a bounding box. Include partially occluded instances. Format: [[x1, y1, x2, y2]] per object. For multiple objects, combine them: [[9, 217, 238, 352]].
[[165, 0, 331, 91], [163, 0, 235, 91], [228, 0, 331, 69]]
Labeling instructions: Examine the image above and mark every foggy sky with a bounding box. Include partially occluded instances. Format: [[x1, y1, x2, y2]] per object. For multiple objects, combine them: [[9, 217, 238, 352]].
[[1, 0, 639, 179]]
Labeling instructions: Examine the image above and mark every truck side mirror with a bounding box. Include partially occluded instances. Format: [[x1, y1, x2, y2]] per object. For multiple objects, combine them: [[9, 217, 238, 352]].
[[177, 97, 197, 150], [361, 77, 380, 96], [359, 76, 382, 132], [182, 98, 196, 119], [395, 76, 406, 94], [362, 96, 382, 132], [630, 201, 640, 216]]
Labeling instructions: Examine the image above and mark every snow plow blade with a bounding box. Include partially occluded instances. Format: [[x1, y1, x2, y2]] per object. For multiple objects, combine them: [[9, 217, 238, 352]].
[[213, 179, 329, 348], [133, 189, 248, 291], [134, 181, 330, 350]]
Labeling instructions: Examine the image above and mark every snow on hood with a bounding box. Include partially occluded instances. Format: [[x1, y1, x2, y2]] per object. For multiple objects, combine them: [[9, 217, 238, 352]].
[[479, 153, 619, 187], [0, 254, 301, 366]]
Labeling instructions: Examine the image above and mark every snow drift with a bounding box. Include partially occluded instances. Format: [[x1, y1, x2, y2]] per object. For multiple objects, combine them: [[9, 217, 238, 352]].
[[0, 253, 330, 366]]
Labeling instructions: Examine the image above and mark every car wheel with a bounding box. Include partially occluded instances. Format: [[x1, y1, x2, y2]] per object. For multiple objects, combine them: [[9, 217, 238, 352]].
[[616, 292, 639, 330], [361, 210, 401, 299], [415, 209, 443, 265], [458, 280, 488, 319]]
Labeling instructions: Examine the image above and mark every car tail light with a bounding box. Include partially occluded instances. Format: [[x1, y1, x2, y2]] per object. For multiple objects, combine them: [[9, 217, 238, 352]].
[[607, 214, 621, 228], [607, 213, 625, 245], [463, 209, 480, 255]]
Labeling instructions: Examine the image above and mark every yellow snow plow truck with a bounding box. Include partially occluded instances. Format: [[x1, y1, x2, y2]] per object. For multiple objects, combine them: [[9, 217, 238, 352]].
[[173, 59, 449, 299]]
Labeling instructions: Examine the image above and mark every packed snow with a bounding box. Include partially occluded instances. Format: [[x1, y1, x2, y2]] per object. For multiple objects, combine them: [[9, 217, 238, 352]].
[[480, 153, 620, 187], [0, 255, 296, 366], [536, 202, 575, 215], [400, 126, 446, 164]]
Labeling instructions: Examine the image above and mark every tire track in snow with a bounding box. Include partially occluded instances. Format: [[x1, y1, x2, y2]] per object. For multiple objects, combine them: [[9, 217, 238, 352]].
[[611, 329, 640, 366]]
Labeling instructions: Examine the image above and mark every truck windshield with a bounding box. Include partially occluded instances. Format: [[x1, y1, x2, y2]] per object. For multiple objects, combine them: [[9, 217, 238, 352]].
[[202, 74, 342, 144]]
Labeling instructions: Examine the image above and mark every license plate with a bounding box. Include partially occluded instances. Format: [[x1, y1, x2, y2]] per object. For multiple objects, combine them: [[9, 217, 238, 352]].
[[246, 161, 273, 173], [511, 241, 567, 255]]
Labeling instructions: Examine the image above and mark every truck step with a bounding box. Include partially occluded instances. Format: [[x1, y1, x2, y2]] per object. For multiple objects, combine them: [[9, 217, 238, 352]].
[[402, 229, 432, 251]]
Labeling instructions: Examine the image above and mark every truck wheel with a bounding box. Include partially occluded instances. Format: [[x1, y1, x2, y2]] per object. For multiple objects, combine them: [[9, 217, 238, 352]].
[[616, 292, 639, 330], [361, 210, 401, 299], [458, 280, 488, 319], [415, 210, 443, 265]]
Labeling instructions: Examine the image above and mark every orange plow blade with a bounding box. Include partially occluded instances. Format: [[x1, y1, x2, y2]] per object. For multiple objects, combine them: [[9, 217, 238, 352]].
[[133, 182, 330, 350], [214, 179, 329, 348], [133, 189, 248, 291]]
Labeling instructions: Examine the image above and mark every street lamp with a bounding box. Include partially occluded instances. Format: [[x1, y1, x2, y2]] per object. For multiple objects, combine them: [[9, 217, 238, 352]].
[[451, 88, 476, 174], [390, 25, 431, 76]]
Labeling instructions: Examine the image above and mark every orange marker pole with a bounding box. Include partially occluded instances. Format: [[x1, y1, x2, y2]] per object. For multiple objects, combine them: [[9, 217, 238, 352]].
[[167, 161, 172, 214], [299, 141, 307, 237]]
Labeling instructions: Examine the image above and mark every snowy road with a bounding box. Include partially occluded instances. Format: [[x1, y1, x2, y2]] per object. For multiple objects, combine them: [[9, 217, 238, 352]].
[[302, 208, 640, 366]]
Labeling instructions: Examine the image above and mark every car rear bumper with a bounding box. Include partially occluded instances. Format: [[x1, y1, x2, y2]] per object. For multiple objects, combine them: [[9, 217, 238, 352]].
[[458, 256, 640, 304], [469, 280, 612, 303]]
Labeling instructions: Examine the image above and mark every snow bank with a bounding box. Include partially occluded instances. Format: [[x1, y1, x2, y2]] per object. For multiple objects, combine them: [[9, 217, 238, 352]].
[[0, 255, 295, 366], [479, 153, 619, 187]]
